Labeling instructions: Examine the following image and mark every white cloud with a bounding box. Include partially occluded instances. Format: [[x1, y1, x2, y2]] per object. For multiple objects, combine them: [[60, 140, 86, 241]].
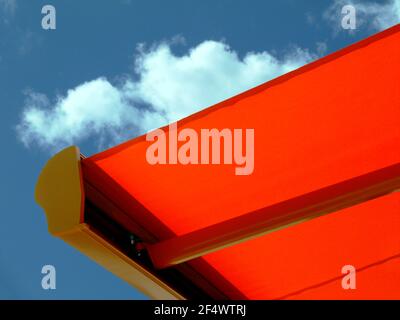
[[17, 40, 316, 152], [18, 80, 146, 150], [324, 0, 400, 32]]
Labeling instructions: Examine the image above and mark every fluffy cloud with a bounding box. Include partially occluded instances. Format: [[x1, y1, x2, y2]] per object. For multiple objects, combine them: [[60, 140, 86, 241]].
[[17, 40, 316, 152], [324, 0, 400, 32], [18, 82, 144, 150]]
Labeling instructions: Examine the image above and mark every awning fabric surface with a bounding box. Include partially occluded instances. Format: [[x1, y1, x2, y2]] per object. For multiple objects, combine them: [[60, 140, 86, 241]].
[[82, 25, 400, 299]]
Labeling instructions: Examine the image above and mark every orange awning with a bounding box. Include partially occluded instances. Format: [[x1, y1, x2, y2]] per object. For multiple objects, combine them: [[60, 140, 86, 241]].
[[37, 25, 400, 299]]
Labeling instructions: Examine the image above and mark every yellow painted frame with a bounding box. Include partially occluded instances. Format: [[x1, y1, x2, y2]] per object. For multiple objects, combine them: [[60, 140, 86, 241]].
[[35, 146, 183, 300]]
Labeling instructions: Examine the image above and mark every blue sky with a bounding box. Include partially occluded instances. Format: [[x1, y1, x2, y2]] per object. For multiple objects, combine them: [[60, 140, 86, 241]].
[[0, 0, 398, 299]]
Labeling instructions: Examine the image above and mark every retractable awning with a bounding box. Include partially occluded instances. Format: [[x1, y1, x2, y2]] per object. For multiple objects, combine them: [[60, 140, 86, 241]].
[[36, 24, 400, 299]]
